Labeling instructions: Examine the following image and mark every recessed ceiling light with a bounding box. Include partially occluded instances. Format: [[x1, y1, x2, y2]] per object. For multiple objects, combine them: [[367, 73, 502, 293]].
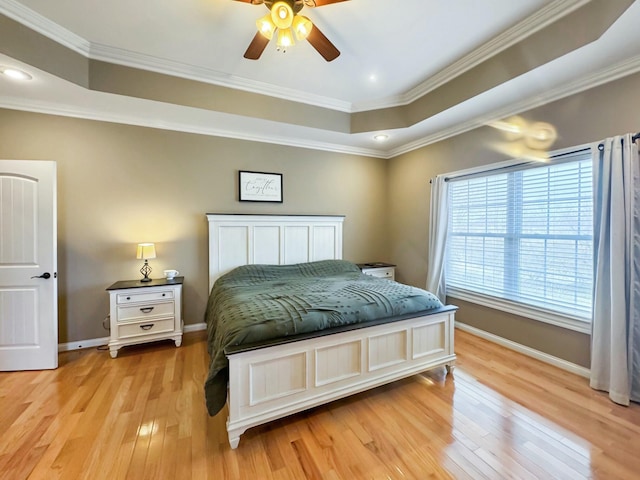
[[1, 67, 33, 81], [369, 74, 378, 82], [373, 134, 389, 142]]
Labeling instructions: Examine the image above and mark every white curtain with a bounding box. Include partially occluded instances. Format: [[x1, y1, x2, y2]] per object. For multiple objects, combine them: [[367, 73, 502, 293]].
[[590, 133, 640, 405], [426, 175, 449, 303]]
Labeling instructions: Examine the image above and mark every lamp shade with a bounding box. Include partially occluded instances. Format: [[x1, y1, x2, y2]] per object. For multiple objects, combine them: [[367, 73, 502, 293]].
[[292, 15, 313, 41], [256, 13, 276, 40], [136, 243, 156, 260], [277, 28, 295, 50], [271, 1, 294, 29]]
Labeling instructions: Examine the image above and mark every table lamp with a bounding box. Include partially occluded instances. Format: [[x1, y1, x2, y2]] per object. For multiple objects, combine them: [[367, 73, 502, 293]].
[[136, 243, 156, 282]]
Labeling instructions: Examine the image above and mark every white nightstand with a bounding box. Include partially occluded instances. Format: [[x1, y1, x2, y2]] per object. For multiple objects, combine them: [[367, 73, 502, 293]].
[[357, 262, 396, 280], [106, 277, 184, 358]]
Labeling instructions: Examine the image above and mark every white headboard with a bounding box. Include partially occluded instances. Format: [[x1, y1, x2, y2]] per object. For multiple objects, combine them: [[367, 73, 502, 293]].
[[206, 214, 345, 290]]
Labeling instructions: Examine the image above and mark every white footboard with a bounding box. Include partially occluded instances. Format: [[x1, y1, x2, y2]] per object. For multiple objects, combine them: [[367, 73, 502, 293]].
[[225, 308, 456, 448]]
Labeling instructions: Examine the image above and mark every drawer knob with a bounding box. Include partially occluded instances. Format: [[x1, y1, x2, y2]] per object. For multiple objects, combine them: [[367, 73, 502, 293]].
[[162, 293, 166, 297], [140, 307, 154, 313], [140, 324, 154, 330], [126, 296, 131, 300]]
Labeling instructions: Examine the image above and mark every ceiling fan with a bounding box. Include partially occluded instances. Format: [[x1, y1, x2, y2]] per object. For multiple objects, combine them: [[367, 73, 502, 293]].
[[234, 0, 349, 62]]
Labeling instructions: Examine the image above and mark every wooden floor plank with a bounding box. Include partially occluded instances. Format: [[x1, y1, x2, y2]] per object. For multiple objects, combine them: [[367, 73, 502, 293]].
[[1, 329, 640, 479]]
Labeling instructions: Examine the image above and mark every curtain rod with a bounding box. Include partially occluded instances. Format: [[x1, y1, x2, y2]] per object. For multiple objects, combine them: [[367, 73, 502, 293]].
[[597, 132, 640, 151], [429, 134, 639, 185], [431, 146, 591, 183]]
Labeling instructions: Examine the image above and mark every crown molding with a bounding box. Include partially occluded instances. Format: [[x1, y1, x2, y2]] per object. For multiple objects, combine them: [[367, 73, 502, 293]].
[[351, 0, 589, 113], [387, 53, 640, 158], [1, 0, 588, 115], [0, 96, 385, 158], [0, 0, 352, 112], [1, 53, 638, 161], [88, 43, 353, 113], [0, 0, 90, 55], [1, 0, 637, 160]]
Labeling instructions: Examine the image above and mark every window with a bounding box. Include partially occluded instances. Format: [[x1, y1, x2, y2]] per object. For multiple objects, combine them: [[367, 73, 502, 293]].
[[445, 151, 593, 330]]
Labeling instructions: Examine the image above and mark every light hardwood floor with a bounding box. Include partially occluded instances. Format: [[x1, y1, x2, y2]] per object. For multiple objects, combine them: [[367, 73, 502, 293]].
[[1, 329, 639, 479]]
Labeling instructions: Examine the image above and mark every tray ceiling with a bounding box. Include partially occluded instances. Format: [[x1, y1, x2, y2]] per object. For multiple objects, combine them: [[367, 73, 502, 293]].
[[1, 0, 639, 157]]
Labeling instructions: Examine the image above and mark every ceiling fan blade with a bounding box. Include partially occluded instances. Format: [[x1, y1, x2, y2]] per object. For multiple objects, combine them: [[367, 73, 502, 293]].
[[307, 25, 340, 62], [233, 0, 264, 4], [304, 0, 350, 7], [244, 32, 270, 60]]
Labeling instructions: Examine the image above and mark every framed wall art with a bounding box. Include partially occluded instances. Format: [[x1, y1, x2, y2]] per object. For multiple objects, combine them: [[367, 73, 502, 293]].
[[238, 170, 283, 203]]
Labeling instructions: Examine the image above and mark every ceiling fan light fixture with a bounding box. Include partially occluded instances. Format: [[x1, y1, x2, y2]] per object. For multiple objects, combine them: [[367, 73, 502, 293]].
[[492, 115, 527, 141], [276, 27, 295, 52], [239, 0, 343, 62], [256, 14, 276, 40], [292, 15, 313, 41], [271, 1, 294, 29], [524, 121, 557, 150]]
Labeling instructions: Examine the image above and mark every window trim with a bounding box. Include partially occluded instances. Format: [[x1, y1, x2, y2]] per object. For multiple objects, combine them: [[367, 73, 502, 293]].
[[439, 143, 591, 182], [442, 143, 593, 334], [447, 287, 591, 334]]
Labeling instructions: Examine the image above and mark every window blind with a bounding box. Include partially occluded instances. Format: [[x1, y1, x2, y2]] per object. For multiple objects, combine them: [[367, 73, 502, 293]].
[[446, 152, 593, 320]]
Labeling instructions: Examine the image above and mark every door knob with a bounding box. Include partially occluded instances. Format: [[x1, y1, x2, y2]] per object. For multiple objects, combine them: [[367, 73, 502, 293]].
[[31, 272, 51, 279]]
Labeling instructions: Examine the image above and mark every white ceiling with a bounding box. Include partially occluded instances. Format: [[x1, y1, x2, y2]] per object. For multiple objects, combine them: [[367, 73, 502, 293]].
[[1, 0, 640, 158]]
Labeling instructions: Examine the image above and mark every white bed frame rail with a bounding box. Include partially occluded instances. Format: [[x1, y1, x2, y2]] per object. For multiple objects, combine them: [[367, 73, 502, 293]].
[[206, 214, 456, 449], [226, 309, 456, 448]]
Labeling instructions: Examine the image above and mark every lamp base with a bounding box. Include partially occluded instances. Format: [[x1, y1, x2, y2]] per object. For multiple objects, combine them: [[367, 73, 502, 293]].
[[140, 260, 152, 282]]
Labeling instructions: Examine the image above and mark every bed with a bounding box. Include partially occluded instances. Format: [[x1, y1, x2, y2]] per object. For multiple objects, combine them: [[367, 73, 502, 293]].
[[205, 214, 457, 448]]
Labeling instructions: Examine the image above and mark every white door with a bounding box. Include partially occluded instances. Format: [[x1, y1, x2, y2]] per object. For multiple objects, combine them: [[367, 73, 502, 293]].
[[0, 160, 58, 370]]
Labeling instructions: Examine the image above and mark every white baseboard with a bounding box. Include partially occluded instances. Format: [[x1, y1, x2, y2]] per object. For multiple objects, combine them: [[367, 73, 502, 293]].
[[455, 322, 590, 378], [184, 322, 206, 333], [57, 322, 207, 352], [58, 336, 109, 352]]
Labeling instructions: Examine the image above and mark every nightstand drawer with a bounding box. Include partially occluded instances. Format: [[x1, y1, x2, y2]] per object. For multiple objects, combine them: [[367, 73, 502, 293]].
[[357, 263, 396, 281], [117, 290, 174, 304], [363, 267, 395, 279], [117, 301, 175, 322], [117, 318, 175, 339]]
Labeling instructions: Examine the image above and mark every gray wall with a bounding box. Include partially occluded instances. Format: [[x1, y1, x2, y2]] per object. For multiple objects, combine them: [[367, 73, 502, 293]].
[[0, 109, 389, 343], [387, 71, 640, 368], [2, 69, 639, 366]]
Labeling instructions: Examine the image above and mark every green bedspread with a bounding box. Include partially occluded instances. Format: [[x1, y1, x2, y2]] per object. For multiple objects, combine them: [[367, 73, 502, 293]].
[[204, 260, 443, 416]]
